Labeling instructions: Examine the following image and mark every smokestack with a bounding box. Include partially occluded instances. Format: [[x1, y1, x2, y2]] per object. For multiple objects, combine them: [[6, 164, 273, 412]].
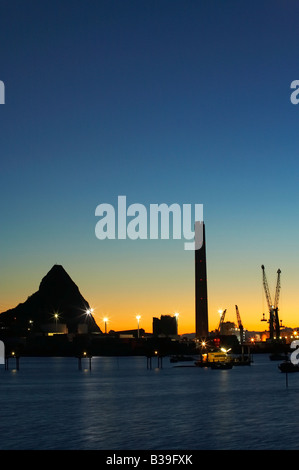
[[195, 222, 209, 338]]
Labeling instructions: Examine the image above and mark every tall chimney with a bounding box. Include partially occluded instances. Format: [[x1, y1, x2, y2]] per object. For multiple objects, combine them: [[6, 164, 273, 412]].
[[195, 222, 209, 338]]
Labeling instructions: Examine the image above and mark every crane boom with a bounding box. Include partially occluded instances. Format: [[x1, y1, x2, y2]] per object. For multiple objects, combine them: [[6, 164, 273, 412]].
[[218, 309, 226, 334], [274, 269, 281, 310], [261, 265, 273, 309], [261, 265, 281, 340], [235, 305, 244, 344], [235, 305, 243, 328]]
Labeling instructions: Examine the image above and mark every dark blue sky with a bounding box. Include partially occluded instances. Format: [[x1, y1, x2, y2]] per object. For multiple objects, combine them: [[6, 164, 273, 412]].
[[1, 0, 299, 331]]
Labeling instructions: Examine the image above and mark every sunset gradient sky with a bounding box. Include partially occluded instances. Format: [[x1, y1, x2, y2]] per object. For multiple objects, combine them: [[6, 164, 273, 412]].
[[1, 1, 299, 334]]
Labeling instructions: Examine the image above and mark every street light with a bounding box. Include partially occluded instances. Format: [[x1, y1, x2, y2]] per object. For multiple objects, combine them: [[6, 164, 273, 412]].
[[85, 308, 94, 327], [54, 313, 59, 332], [174, 312, 179, 335], [136, 315, 141, 338]]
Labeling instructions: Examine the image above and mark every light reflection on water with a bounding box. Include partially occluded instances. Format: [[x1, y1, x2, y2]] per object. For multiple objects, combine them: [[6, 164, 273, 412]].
[[0, 354, 298, 450]]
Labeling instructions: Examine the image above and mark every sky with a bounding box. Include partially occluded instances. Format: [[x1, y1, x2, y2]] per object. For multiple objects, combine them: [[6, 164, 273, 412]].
[[0, 0, 299, 335]]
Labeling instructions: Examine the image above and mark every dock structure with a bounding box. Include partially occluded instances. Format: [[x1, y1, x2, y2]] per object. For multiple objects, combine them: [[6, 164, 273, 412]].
[[77, 351, 92, 370], [5, 351, 20, 370], [146, 352, 164, 369]]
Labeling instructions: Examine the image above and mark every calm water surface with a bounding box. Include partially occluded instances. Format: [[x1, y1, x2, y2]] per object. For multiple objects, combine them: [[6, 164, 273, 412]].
[[0, 354, 298, 450]]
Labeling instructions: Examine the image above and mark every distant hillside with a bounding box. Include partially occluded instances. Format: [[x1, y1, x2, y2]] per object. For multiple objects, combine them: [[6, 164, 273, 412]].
[[0, 265, 101, 335]]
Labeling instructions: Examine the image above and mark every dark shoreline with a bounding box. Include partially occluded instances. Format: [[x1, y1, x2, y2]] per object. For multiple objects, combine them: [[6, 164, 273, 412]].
[[1, 333, 290, 358]]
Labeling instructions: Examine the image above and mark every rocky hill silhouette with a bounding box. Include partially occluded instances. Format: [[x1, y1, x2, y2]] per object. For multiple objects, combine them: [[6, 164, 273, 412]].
[[0, 265, 101, 335]]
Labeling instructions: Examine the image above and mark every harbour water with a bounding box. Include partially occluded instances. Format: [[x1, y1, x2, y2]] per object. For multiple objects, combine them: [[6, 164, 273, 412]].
[[0, 354, 298, 450]]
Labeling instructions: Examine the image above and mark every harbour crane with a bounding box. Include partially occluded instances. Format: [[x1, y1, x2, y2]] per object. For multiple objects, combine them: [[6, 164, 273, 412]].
[[218, 309, 227, 335], [235, 305, 244, 344], [261, 265, 281, 340]]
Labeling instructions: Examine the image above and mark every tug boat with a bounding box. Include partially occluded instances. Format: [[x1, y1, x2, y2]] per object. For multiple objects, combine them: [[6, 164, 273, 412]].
[[194, 350, 233, 369]]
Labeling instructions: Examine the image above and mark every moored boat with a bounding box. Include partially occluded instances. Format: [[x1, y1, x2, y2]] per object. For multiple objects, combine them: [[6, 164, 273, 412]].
[[194, 349, 234, 369]]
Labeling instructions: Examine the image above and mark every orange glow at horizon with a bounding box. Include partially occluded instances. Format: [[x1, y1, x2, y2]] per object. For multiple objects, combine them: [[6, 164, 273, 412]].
[[1, 286, 299, 336], [87, 291, 299, 336], [1, 254, 299, 337]]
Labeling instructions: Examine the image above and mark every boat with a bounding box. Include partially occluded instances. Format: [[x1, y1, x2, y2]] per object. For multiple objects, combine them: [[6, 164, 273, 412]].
[[195, 350, 233, 369], [278, 360, 299, 373]]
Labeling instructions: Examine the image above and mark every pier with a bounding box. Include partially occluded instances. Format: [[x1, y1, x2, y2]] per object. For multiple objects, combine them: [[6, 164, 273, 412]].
[[146, 351, 164, 369], [77, 351, 92, 370], [5, 351, 20, 370]]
